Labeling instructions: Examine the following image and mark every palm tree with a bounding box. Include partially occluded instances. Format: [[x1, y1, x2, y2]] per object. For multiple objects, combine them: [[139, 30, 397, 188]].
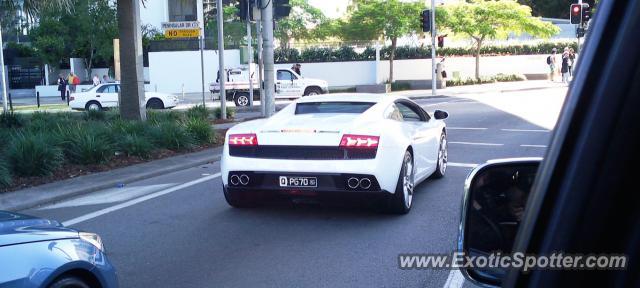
[[1, 0, 74, 18]]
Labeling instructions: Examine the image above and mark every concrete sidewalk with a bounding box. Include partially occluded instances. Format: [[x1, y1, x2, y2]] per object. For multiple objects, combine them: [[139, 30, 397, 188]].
[[0, 147, 222, 211]]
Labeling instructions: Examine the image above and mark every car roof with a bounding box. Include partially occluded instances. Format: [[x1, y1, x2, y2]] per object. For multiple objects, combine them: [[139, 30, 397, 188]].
[[296, 93, 406, 104]]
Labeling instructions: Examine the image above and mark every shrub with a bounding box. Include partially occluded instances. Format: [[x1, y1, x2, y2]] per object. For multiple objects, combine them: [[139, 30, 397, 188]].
[[185, 118, 214, 145], [84, 109, 106, 121], [186, 105, 209, 120], [147, 110, 184, 125], [109, 119, 149, 136], [104, 110, 121, 121], [0, 111, 24, 128], [273, 41, 580, 63], [117, 133, 154, 158], [0, 159, 11, 188], [57, 124, 115, 165], [213, 107, 235, 119], [148, 123, 194, 151], [495, 73, 527, 82], [8, 133, 63, 177]]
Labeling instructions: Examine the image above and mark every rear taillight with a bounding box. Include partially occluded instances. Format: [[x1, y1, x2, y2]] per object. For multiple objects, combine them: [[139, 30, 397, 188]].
[[69, 96, 75, 101], [339, 134, 379, 148], [228, 133, 258, 146]]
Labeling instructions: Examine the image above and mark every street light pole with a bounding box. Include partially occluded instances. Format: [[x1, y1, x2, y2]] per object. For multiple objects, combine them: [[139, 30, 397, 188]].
[[1, 28, 9, 112], [246, 0, 254, 107], [430, 0, 437, 96], [217, 0, 227, 120], [260, 0, 275, 117]]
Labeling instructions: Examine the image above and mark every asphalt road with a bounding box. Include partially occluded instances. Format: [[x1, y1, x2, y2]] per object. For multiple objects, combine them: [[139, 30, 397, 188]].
[[22, 87, 565, 288]]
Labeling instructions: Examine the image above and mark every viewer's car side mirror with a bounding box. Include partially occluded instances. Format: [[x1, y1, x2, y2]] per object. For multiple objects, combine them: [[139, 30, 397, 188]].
[[434, 110, 448, 120], [458, 158, 541, 287]]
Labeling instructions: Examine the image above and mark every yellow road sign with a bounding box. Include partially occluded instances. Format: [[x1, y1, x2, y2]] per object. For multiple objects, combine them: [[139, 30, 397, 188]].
[[165, 28, 200, 39]]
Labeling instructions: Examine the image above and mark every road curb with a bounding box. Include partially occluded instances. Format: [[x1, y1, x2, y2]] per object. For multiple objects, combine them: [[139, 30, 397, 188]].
[[1, 151, 221, 212]]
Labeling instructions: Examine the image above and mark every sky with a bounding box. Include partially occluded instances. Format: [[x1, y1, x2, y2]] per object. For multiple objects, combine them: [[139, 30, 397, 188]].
[[307, 0, 350, 19]]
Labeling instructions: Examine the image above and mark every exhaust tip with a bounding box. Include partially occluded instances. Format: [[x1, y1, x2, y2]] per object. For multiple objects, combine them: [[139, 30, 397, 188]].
[[230, 175, 240, 185], [347, 177, 360, 189], [239, 174, 250, 185], [359, 178, 372, 189]]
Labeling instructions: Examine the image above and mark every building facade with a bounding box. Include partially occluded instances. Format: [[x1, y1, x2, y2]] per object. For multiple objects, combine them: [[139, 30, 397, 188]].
[[140, 0, 205, 31]]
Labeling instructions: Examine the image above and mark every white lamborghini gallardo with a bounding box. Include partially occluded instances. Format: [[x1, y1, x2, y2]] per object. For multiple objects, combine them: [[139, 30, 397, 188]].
[[220, 94, 448, 214]]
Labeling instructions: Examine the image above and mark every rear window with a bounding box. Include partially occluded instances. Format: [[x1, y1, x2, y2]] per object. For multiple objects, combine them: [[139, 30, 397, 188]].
[[295, 102, 375, 114]]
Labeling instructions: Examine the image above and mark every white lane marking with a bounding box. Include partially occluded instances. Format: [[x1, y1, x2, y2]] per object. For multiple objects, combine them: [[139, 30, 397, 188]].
[[446, 127, 488, 130], [501, 128, 550, 132], [448, 162, 478, 168], [520, 144, 548, 148], [37, 183, 176, 210], [449, 141, 504, 146], [442, 269, 466, 288], [62, 173, 221, 227]]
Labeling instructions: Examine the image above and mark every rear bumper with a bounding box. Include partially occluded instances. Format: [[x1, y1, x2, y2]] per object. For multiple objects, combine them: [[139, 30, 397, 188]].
[[225, 171, 387, 194]]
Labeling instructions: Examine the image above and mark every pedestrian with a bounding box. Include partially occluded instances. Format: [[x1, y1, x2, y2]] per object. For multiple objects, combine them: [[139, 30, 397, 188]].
[[561, 47, 570, 84], [568, 48, 576, 77], [547, 48, 557, 82], [68, 72, 77, 93], [102, 75, 110, 83], [92, 74, 100, 86], [57, 74, 67, 101], [291, 63, 301, 76]]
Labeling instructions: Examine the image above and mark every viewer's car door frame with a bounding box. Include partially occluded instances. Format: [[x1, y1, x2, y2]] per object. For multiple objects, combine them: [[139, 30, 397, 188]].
[[506, 0, 640, 286]]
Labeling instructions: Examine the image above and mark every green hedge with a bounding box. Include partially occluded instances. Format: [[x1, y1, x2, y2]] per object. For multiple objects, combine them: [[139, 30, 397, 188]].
[[275, 42, 578, 64], [0, 105, 222, 189]]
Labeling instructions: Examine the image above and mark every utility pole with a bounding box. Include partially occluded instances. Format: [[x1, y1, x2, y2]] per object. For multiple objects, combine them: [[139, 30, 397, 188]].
[[260, 0, 275, 117], [256, 19, 265, 117], [200, 35, 206, 107], [117, 0, 146, 120], [430, 0, 436, 96], [0, 28, 8, 112], [246, 0, 254, 107], [217, 0, 227, 120]]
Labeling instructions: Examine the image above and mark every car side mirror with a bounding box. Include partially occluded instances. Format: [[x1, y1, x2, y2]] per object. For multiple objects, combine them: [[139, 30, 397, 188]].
[[458, 158, 541, 287], [434, 110, 448, 120]]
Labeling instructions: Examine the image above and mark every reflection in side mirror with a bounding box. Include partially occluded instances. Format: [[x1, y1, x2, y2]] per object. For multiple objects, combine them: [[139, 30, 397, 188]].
[[458, 158, 541, 287], [434, 110, 448, 120]]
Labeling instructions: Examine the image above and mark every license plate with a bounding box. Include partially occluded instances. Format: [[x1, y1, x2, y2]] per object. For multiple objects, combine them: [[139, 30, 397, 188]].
[[279, 176, 317, 188]]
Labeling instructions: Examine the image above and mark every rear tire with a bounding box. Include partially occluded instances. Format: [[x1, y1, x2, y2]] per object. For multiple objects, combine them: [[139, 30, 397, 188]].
[[303, 87, 322, 96], [48, 276, 90, 288], [431, 131, 447, 179], [223, 185, 260, 208], [234, 93, 250, 107], [385, 151, 415, 214], [146, 98, 164, 109], [85, 101, 102, 111]]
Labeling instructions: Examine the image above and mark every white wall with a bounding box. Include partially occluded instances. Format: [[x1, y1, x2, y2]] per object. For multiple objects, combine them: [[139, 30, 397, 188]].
[[376, 55, 549, 82], [274, 61, 377, 87], [148, 49, 241, 93]]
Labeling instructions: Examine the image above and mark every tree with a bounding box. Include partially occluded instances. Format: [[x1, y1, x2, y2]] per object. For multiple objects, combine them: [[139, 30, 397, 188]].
[[206, 5, 256, 47], [274, 0, 328, 48], [339, 0, 423, 83], [29, 0, 118, 78], [437, 0, 559, 80]]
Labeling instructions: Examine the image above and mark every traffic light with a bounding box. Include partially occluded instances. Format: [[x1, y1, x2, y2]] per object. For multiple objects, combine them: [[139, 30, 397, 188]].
[[236, 0, 248, 21], [421, 10, 431, 33], [570, 4, 582, 24], [576, 27, 585, 38], [274, 0, 291, 20], [581, 3, 591, 25]]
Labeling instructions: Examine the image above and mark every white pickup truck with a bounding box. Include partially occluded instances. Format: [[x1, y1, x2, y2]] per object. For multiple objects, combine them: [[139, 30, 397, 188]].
[[209, 65, 329, 107]]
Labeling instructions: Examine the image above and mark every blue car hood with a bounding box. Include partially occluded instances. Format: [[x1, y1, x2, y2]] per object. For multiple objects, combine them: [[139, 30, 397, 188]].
[[0, 211, 78, 247]]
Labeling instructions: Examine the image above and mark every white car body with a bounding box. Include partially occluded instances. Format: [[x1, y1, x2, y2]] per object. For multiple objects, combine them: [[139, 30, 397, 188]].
[[69, 83, 179, 110], [221, 94, 448, 213], [210, 66, 329, 106]]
